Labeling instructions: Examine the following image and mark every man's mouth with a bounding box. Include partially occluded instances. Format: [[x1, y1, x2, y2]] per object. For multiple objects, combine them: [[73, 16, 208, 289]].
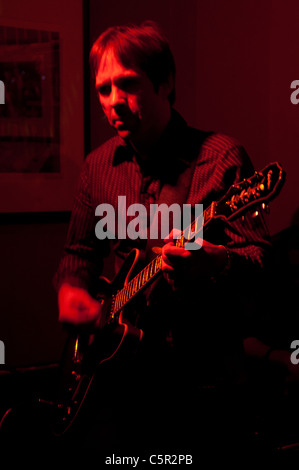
[[113, 118, 134, 133], [111, 114, 137, 134], [114, 119, 125, 127]]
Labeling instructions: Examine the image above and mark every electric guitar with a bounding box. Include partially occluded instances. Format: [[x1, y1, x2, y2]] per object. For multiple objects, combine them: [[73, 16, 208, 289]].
[[42, 162, 285, 437]]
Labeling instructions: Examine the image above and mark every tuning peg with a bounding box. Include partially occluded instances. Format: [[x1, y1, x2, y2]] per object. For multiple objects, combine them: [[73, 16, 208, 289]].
[[261, 203, 270, 214], [252, 204, 270, 218]]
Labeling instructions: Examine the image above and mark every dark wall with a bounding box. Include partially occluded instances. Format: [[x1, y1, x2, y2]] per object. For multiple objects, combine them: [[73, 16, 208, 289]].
[[194, 0, 299, 236], [0, 216, 69, 367]]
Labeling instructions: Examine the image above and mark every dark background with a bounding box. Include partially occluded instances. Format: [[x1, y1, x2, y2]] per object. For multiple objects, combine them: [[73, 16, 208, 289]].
[[0, 0, 298, 382]]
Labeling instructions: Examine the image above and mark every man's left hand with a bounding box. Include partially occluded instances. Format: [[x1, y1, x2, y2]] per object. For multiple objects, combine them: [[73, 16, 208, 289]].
[[161, 229, 228, 290]]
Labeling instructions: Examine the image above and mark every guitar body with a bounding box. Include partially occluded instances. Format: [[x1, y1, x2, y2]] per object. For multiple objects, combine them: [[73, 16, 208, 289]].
[[50, 248, 143, 437]]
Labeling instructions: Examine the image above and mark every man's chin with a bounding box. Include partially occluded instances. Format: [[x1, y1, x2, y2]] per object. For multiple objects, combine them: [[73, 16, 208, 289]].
[[116, 128, 132, 140]]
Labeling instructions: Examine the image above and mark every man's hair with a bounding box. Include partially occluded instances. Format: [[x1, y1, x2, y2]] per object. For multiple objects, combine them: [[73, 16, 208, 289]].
[[89, 21, 176, 105]]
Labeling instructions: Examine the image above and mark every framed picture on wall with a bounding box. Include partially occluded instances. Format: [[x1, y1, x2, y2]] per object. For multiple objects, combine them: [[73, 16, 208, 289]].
[[0, 26, 60, 174], [0, 6, 84, 213]]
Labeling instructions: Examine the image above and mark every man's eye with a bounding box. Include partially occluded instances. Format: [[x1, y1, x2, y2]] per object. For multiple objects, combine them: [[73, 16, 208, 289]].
[[98, 85, 111, 96], [120, 78, 139, 92]]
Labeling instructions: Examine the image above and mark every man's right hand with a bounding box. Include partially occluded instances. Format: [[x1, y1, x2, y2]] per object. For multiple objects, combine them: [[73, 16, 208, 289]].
[[58, 283, 101, 325]]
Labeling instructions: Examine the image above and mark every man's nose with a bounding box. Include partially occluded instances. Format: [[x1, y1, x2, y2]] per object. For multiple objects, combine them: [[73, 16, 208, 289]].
[[111, 85, 125, 108]]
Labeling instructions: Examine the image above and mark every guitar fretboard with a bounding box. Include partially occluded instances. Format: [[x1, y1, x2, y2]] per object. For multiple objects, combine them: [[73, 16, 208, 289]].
[[112, 255, 162, 315]]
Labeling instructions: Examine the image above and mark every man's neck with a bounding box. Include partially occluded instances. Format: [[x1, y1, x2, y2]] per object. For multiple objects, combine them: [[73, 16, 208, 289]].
[[130, 107, 172, 161]]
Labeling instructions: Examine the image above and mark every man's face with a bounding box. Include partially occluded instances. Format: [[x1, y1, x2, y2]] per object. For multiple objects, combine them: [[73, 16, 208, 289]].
[[95, 48, 170, 147]]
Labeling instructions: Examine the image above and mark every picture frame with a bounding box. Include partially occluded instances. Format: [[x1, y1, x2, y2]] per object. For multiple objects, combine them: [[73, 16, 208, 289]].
[[0, 28, 60, 173]]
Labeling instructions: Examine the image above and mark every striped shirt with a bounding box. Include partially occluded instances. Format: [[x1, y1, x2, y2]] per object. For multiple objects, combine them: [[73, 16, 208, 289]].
[[54, 110, 271, 295]]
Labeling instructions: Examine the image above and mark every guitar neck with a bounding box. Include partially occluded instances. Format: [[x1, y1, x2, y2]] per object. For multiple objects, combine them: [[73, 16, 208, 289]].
[[111, 161, 286, 316], [111, 203, 214, 315]]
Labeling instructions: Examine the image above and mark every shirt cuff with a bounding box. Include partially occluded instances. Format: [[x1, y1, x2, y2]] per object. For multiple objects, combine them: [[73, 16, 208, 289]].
[[210, 245, 232, 282]]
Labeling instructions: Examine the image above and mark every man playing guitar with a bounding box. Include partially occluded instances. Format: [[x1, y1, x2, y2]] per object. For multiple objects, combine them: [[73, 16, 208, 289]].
[[54, 21, 272, 457]]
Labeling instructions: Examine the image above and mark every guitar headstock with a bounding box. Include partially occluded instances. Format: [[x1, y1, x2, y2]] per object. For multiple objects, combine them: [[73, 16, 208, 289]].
[[213, 162, 286, 221]]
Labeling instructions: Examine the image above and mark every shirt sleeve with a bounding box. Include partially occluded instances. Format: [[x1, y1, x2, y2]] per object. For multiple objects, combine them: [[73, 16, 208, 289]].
[[205, 142, 273, 339], [206, 142, 272, 277], [53, 156, 109, 296]]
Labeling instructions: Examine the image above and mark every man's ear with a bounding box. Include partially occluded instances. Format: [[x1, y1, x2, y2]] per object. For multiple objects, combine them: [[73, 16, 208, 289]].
[[159, 74, 174, 100]]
